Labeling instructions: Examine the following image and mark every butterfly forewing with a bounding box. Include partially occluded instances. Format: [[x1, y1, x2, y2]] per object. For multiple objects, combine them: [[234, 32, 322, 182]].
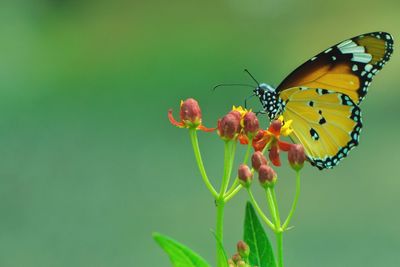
[[276, 32, 394, 104], [280, 87, 362, 169]]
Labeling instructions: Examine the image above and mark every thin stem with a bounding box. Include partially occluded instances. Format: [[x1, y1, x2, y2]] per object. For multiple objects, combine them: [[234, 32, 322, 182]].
[[224, 184, 242, 202], [189, 129, 218, 198], [215, 140, 236, 266], [270, 188, 281, 226], [267, 187, 283, 267], [220, 141, 233, 195], [215, 198, 225, 267], [276, 231, 283, 267], [266, 188, 278, 224], [246, 189, 275, 230], [225, 139, 253, 197], [282, 170, 301, 230]]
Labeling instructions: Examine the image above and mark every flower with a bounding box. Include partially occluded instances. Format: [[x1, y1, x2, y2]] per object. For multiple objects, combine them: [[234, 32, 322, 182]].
[[242, 112, 259, 137], [288, 144, 306, 171], [238, 164, 253, 188], [251, 151, 268, 171], [217, 112, 241, 140], [252, 116, 294, 167], [258, 165, 277, 188], [168, 98, 215, 131]]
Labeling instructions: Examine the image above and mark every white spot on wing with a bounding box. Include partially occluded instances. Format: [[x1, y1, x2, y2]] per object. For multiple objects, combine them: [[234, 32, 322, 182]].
[[352, 64, 358, 71], [352, 53, 372, 63], [364, 64, 373, 72]]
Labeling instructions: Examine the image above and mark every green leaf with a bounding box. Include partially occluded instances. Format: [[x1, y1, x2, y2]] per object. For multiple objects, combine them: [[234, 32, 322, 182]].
[[211, 230, 229, 267], [244, 202, 276, 267], [153, 232, 211, 267]]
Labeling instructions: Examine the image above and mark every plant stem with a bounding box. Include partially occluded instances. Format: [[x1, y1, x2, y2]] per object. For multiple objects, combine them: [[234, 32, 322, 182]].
[[189, 129, 218, 198], [276, 231, 284, 267], [282, 170, 301, 230], [224, 139, 252, 198], [246, 189, 275, 230], [220, 141, 233, 195], [215, 198, 225, 267], [267, 187, 284, 267], [216, 140, 236, 267]]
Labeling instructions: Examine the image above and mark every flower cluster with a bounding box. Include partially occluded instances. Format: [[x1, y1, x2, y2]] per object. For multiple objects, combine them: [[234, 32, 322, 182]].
[[166, 97, 307, 267], [169, 98, 306, 171], [228, 241, 251, 267]]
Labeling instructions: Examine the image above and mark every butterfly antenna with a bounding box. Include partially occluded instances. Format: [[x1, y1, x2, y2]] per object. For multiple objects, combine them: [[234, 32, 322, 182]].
[[212, 83, 255, 91], [244, 69, 260, 85]]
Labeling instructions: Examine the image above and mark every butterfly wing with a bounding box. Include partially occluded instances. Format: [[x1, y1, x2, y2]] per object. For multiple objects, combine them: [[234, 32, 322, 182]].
[[277, 32, 394, 104], [279, 87, 362, 169]]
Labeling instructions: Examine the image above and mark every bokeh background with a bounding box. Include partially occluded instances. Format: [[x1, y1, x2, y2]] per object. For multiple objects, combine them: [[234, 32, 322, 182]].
[[0, 0, 399, 266]]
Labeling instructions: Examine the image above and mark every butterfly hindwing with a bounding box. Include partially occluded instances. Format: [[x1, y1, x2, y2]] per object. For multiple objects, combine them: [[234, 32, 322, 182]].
[[276, 32, 393, 104], [279, 87, 362, 169]]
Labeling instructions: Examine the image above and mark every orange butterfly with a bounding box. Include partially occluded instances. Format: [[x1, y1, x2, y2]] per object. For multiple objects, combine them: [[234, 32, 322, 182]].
[[254, 32, 393, 169]]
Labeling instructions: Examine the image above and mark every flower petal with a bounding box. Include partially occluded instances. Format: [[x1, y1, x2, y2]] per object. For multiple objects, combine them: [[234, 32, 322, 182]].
[[198, 125, 216, 132], [269, 145, 281, 166], [168, 109, 185, 128], [278, 141, 293, 152]]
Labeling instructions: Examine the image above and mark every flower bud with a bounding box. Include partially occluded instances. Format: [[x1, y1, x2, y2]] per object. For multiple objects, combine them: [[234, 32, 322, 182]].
[[217, 113, 241, 140], [243, 112, 259, 136], [238, 164, 252, 188], [231, 253, 242, 263], [237, 240, 250, 258], [251, 151, 268, 171], [258, 165, 277, 188], [237, 260, 247, 267], [227, 259, 235, 267], [180, 98, 202, 127], [288, 144, 306, 171], [228, 110, 242, 121]]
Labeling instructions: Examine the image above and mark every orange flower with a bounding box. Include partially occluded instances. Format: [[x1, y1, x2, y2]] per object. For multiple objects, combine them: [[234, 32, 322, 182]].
[[251, 116, 294, 167], [168, 98, 215, 132]]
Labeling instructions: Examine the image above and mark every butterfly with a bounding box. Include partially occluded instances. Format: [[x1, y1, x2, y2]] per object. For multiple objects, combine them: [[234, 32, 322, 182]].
[[253, 32, 393, 169]]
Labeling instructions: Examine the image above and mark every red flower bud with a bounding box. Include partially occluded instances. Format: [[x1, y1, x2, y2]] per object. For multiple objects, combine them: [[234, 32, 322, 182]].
[[288, 144, 306, 171], [217, 113, 241, 140], [237, 240, 250, 258], [243, 112, 259, 136], [258, 165, 277, 188], [180, 98, 202, 127], [228, 110, 242, 121], [251, 151, 268, 171], [238, 164, 252, 188]]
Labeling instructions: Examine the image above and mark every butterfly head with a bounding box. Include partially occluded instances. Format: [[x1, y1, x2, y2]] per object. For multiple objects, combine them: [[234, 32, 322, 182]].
[[254, 83, 283, 120], [254, 83, 275, 96]]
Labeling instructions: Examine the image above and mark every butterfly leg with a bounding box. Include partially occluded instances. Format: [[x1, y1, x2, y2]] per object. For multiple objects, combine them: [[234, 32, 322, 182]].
[[244, 94, 255, 109]]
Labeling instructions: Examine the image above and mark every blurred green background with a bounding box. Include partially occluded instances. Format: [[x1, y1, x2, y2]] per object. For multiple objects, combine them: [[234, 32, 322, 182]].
[[0, 0, 399, 266]]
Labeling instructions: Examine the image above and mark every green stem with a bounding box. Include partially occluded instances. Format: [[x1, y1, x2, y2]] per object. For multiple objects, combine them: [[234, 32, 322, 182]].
[[282, 170, 301, 230], [246, 189, 275, 230], [220, 141, 233, 195], [276, 231, 283, 267], [224, 184, 242, 202], [224, 139, 252, 198], [189, 129, 218, 198], [266, 188, 278, 224], [215, 140, 236, 267], [215, 198, 225, 267], [267, 187, 283, 267]]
